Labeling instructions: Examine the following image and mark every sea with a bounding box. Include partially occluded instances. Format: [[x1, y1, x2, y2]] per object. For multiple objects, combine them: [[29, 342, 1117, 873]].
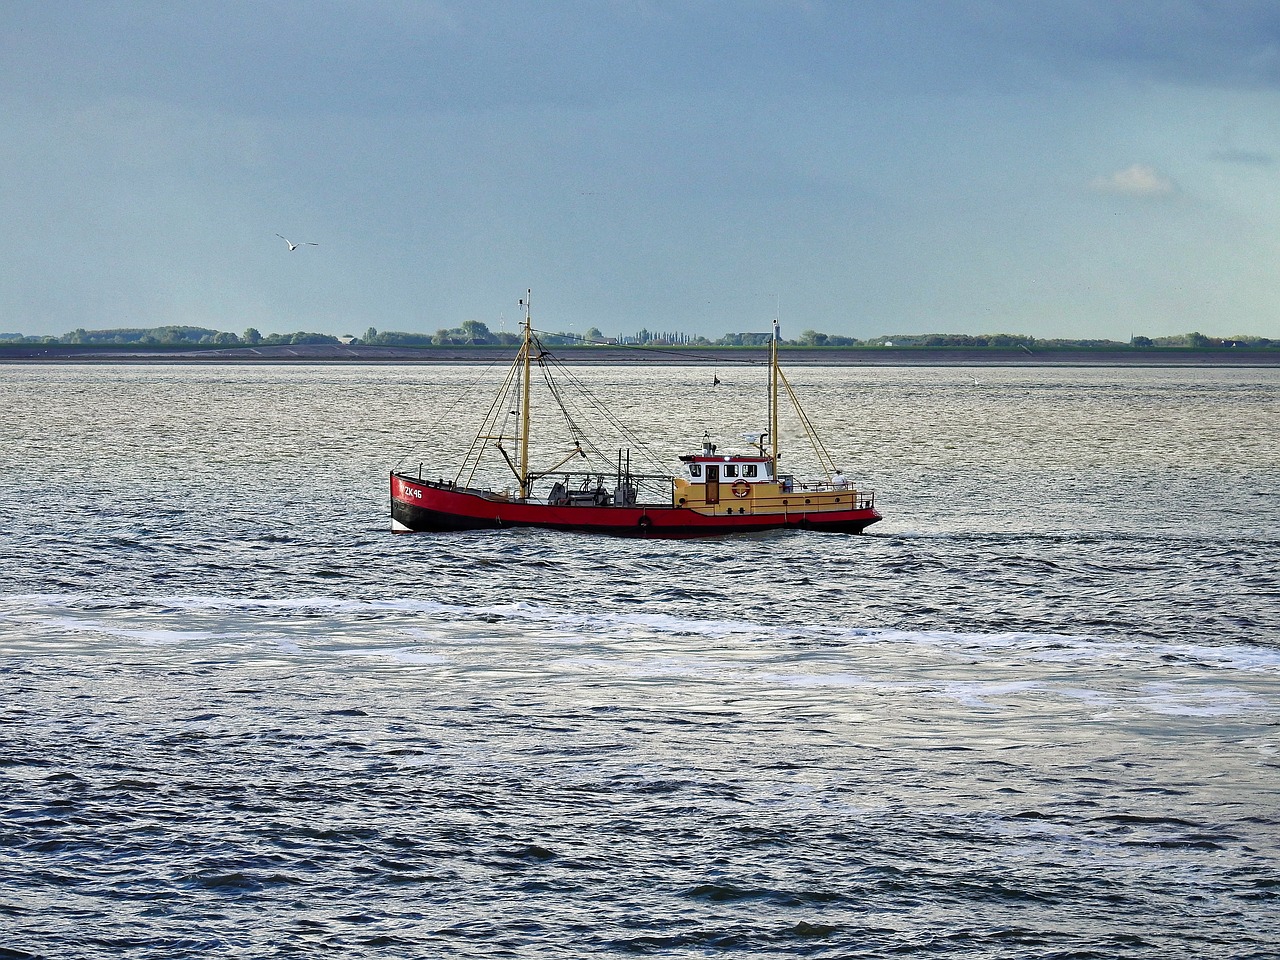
[[1, 361, 1277, 959]]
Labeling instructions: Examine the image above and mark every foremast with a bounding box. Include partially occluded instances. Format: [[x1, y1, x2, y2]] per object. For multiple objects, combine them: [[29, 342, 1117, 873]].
[[518, 290, 533, 499]]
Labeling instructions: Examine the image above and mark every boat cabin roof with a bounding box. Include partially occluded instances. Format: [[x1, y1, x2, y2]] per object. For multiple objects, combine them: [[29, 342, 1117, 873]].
[[679, 454, 772, 464]]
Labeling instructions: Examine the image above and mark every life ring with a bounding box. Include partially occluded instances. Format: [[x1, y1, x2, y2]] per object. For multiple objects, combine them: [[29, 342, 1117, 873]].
[[731, 480, 750, 499]]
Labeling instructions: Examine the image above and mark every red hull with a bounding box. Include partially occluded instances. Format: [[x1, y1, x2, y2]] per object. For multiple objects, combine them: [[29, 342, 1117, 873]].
[[391, 473, 881, 537]]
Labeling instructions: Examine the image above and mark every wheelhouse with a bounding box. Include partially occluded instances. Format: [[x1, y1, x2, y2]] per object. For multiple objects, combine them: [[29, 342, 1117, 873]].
[[679, 439, 775, 483]]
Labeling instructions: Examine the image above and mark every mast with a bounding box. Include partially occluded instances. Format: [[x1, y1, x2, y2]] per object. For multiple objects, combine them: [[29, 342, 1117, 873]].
[[770, 316, 780, 473], [518, 290, 533, 499]]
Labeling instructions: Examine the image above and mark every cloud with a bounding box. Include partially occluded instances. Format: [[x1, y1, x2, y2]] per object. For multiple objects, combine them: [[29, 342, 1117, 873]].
[[1088, 163, 1178, 197], [1211, 148, 1275, 166], [973, 0, 1280, 91]]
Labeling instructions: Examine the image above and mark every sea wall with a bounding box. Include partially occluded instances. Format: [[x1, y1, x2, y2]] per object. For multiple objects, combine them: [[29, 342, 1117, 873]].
[[3, 343, 1279, 366]]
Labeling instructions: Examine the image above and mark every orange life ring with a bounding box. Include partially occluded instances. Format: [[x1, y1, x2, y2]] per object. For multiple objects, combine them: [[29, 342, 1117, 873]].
[[731, 479, 751, 499]]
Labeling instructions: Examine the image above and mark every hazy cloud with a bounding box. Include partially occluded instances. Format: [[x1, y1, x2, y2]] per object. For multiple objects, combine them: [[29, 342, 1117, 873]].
[[1089, 164, 1178, 197], [971, 0, 1280, 89], [2, 1, 1278, 339], [1211, 148, 1276, 166]]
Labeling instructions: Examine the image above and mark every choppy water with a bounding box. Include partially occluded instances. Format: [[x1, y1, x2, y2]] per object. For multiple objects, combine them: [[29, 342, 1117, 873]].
[[1, 362, 1278, 958]]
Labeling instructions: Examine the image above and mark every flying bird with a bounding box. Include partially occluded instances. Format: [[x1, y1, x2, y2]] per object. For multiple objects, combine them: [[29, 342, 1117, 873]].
[[276, 234, 318, 251]]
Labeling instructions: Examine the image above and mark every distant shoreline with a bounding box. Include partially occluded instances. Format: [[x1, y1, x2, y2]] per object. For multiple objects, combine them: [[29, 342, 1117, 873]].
[[2, 344, 1278, 367]]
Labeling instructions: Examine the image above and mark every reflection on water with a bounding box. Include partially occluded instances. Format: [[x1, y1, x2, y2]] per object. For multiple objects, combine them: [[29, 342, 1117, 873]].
[[0, 363, 1277, 958]]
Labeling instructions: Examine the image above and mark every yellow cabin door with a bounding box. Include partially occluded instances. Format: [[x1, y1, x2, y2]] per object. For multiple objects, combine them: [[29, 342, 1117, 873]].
[[706, 465, 720, 504]]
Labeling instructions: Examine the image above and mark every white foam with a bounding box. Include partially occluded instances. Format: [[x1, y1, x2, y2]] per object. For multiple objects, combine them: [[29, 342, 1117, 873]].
[[3, 594, 1276, 686], [13, 613, 223, 646], [755, 671, 872, 689], [329, 646, 448, 666], [1155, 643, 1280, 673], [931, 680, 1044, 709], [1137, 684, 1267, 718]]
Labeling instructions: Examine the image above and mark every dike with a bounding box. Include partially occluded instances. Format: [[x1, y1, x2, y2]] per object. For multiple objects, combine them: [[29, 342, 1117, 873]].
[[2, 343, 1278, 366]]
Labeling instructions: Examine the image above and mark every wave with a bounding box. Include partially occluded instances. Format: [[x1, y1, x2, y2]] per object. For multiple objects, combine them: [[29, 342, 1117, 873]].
[[3, 593, 1278, 714], [3, 592, 1279, 665]]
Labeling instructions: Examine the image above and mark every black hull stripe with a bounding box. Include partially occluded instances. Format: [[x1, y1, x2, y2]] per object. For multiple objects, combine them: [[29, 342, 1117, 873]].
[[391, 499, 880, 538]]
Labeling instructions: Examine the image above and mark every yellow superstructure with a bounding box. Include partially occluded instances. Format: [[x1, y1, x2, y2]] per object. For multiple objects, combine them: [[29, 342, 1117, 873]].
[[672, 447, 866, 518]]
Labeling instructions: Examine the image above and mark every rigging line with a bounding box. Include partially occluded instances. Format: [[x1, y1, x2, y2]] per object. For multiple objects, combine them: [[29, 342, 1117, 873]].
[[533, 334, 774, 468], [776, 365, 838, 478], [536, 357, 589, 449], [558, 378, 655, 463], [529, 334, 584, 441], [537, 357, 627, 462], [393, 352, 510, 472], [530, 333, 617, 449], [532, 356, 621, 471], [540, 352, 669, 474], [457, 351, 523, 488], [506, 333, 614, 480]]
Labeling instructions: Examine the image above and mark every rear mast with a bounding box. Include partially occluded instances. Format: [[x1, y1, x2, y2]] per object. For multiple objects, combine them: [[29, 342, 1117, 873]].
[[770, 316, 780, 475]]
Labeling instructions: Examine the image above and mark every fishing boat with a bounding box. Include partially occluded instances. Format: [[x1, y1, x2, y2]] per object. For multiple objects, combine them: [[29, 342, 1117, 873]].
[[390, 293, 881, 537]]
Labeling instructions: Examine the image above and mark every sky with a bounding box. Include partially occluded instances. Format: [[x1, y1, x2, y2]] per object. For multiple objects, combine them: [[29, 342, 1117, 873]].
[[3, 0, 1279, 341]]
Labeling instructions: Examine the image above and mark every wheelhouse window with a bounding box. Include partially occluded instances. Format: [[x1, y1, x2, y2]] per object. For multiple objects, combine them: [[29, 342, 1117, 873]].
[[723, 465, 738, 478], [744, 464, 758, 478], [689, 464, 702, 478]]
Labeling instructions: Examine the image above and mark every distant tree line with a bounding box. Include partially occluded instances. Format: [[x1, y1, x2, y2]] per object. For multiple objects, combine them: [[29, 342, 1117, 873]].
[[809, 331, 1275, 349], [359, 321, 522, 347], [1128, 332, 1274, 348], [0, 325, 1274, 350], [0, 325, 341, 347]]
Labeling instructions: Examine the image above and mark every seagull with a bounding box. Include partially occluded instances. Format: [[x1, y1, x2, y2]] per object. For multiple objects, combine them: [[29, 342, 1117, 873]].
[[276, 234, 318, 251]]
